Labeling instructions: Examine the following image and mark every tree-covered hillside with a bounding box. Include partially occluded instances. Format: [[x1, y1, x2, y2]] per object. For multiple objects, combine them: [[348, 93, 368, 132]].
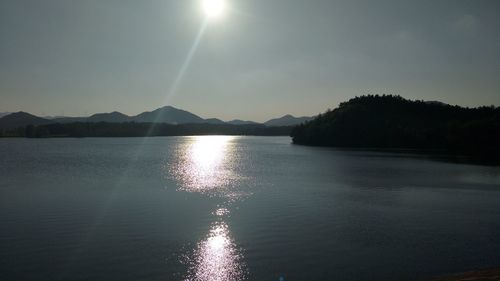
[[291, 95, 500, 159]]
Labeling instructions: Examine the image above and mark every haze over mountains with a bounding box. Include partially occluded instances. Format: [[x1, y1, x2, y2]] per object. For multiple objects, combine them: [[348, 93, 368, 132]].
[[0, 105, 313, 130]]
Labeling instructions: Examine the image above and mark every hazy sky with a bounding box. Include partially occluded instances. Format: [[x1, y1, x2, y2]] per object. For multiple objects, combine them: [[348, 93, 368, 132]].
[[0, 0, 499, 121]]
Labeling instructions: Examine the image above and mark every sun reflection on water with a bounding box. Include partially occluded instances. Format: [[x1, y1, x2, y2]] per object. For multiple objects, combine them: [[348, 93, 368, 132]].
[[170, 136, 245, 197], [167, 137, 249, 280], [190, 136, 230, 178], [184, 220, 246, 281]]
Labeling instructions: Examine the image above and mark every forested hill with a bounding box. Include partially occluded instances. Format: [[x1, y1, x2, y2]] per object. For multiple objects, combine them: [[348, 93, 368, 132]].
[[291, 95, 500, 158]]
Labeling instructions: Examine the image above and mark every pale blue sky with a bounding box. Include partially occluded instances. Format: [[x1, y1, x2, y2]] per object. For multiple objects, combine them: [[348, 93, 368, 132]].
[[0, 0, 499, 121]]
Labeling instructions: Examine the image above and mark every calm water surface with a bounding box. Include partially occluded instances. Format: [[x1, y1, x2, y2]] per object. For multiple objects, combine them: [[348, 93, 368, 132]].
[[0, 136, 499, 281]]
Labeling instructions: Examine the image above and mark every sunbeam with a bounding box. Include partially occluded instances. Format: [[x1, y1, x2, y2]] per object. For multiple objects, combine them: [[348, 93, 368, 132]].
[[164, 20, 208, 104]]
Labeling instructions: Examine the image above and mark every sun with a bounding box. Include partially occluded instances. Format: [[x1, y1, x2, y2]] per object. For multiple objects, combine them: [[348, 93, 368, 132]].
[[202, 0, 226, 19]]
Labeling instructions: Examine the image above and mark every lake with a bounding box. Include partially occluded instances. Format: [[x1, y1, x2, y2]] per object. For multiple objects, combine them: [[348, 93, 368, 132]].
[[1, 136, 500, 281]]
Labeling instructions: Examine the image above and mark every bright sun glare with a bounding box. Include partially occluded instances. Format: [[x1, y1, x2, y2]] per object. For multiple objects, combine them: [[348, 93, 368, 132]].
[[202, 0, 226, 19]]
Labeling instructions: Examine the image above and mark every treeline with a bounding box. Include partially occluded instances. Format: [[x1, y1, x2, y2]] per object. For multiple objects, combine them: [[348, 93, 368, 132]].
[[291, 95, 500, 161], [0, 122, 292, 138]]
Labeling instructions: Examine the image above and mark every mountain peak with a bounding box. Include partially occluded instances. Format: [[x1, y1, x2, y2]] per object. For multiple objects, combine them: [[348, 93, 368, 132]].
[[264, 114, 313, 127], [11, 111, 34, 116], [87, 111, 130, 122], [133, 106, 205, 124], [0, 112, 53, 129], [157, 105, 177, 111]]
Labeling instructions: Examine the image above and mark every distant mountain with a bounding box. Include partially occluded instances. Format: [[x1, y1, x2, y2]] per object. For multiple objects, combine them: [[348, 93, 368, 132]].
[[0, 112, 12, 118], [52, 112, 130, 123], [204, 118, 226, 125], [88, 111, 131, 123], [227, 119, 260, 125], [51, 106, 206, 124], [264, 115, 313, 127], [1, 106, 313, 129], [132, 106, 205, 124], [0, 112, 53, 129]]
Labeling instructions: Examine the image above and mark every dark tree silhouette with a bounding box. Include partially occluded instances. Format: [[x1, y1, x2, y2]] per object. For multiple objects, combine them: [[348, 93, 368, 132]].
[[291, 95, 500, 162]]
